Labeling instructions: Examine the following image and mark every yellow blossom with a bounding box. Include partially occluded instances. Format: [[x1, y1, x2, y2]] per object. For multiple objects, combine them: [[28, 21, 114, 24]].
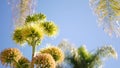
[[40, 46, 64, 63], [13, 27, 26, 45], [40, 21, 58, 37], [22, 23, 44, 46], [0, 48, 22, 66], [32, 53, 56, 68]]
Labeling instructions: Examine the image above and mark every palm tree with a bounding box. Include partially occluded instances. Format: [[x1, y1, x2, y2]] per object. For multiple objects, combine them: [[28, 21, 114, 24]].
[[57, 40, 117, 68]]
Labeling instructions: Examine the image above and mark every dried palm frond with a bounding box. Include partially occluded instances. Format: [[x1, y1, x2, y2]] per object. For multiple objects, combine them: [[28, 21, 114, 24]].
[[90, 0, 120, 37], [8, 0, 37, 27]]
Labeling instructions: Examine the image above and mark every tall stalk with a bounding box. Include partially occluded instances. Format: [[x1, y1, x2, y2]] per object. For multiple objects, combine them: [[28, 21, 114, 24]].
[[30, 38, 36, 68], [31, 46, 36, 68]]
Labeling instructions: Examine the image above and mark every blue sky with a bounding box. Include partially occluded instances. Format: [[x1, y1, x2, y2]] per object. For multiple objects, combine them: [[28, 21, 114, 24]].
[[0, 0, 120, 68]]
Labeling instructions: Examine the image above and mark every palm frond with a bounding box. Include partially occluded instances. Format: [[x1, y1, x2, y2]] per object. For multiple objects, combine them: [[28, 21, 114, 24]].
[[57, 39, 79, 68], [58, 40, 118, 68], [89, 45, 118, 68], [95, 45, 118, 59], [58, 39, 77, 58], [90, 0, 120, 37], [8, 0, 37, 27]]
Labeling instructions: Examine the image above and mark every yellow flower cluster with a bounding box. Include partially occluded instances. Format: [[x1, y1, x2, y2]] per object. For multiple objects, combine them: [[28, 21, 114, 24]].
[[32, 53, 56, 68], [13, 27, 26, 45], [13, 23, 44, 46], [22, 24, 44, 46], [13, 13, 58, 46], [40, 46, 64, 63], [40, 21, 58, 37], [0, 48, 22, 66], [25, 13, 46, 23]]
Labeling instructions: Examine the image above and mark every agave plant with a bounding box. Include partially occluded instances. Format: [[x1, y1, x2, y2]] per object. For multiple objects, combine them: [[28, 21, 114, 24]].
[[0, 13, 59, 68], [12, 13, 58, 68], [57, 40, 118, 68], [90, 0, 120, 37]]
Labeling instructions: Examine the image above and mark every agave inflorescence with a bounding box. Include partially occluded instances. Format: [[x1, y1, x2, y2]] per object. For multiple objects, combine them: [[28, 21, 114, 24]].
[[40, 21, 58, 37], [12, 13, 59, 68], [40, 46, 64, 63], [13, 13, 58, 46], [25, 13, 58, 37], [32, 53, 56, 68], [25, 13, 46, 23], [13, 27, 26, 45], [0, 48, 22, 66], [22, 23, 44, 46], [13, 23, 44, 46], [90, 0, 120, 37]]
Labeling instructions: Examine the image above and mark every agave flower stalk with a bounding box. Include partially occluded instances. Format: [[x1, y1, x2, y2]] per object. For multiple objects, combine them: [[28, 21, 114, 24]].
[[12, 13, 58, 68]]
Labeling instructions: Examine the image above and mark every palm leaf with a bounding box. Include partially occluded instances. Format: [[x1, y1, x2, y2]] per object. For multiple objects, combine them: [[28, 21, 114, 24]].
[[8, 0, 37, 27], [57, 40, 78, 68], [89, 45, 118, 68], [90, 0, 120, 37]]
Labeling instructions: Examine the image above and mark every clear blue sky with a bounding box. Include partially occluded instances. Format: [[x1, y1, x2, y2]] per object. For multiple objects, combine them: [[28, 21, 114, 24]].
[[0, 0, 120, 68]]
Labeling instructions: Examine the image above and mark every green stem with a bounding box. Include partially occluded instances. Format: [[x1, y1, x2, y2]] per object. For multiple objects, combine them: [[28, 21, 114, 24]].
[[31, 38, 40, 68], [31, 45, 36, 68], [32, 46, 36, 59], [13, 59, 21, 68]]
